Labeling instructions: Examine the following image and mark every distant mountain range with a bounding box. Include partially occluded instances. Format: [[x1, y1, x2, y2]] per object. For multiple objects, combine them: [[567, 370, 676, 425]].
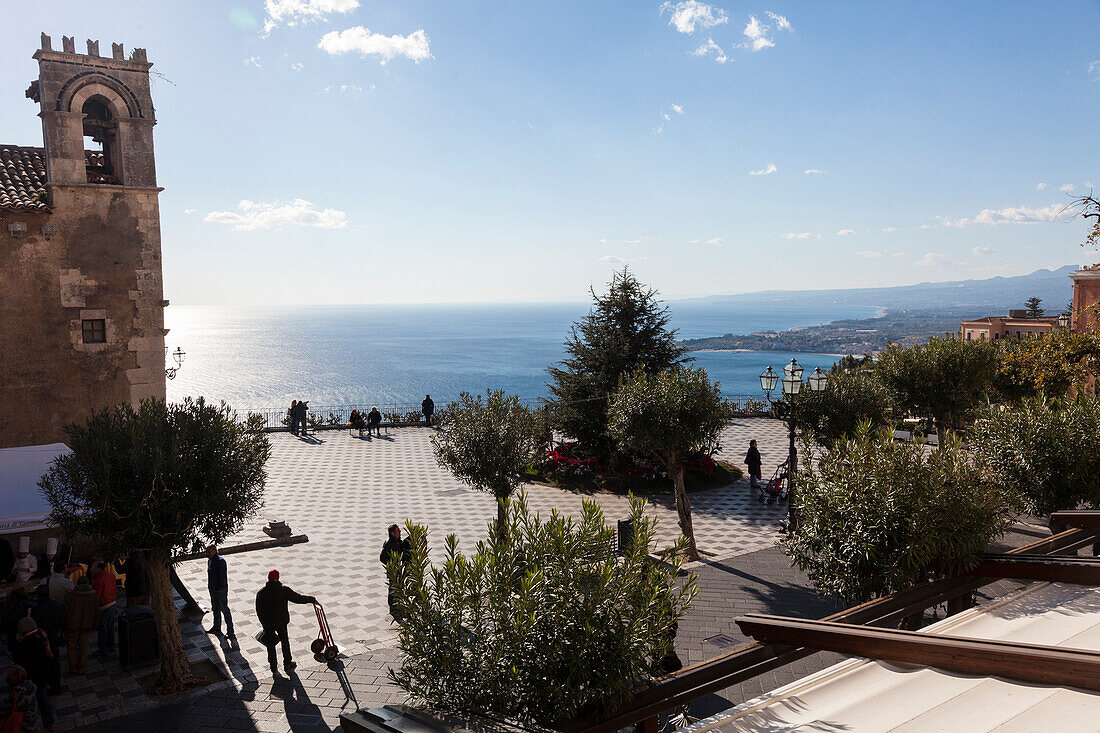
[[679, 265, 1078, 314]]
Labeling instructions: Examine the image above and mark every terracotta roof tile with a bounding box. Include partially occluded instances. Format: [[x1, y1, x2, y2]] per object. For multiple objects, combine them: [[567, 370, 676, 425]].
[[0, 146, 47, 211], [0, 147, 110, 210]]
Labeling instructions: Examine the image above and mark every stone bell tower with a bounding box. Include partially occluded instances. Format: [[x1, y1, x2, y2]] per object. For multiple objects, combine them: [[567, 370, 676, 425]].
[[0, 35, 166, 448]]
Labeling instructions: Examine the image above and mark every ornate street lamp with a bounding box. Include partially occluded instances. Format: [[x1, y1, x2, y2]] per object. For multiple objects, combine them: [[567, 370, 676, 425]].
[[759, 366, 778, 402], [807, 367, 828, 392], [166, 346, 186, 380]]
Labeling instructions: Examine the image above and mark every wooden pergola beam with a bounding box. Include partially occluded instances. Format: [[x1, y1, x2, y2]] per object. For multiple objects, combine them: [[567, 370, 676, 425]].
[[969, 553, 1100, 584], [735, 613, 1100, 692], [1051, 510, 1100, 529]]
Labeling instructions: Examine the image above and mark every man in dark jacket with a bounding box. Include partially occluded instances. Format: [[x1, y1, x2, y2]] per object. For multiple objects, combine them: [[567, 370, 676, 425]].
[[255, 570, 315, 673], [380, 524, 412, 620], [745, 440, 762, 490], [64, 576, 99, 674], [205, 546, 234, 638], [421, 395, 435, 427], [13, 616, 56, 729], [31, 584, 63, 694], [120, 551, 147, 607], [367, 407, 382, 437]]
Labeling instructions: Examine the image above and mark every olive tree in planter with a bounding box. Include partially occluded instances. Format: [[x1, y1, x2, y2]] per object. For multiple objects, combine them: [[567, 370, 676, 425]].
[[970, 395, 1100, 522], [431, 389, 538, 540], [388, 491, 696, 724], [39, 398, 270, 693], [784, 423, 1011, 606], [607, 365, 725, 561]]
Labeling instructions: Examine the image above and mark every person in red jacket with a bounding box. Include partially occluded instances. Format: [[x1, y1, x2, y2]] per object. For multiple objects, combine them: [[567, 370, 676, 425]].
[[89, 560, 117, 656]]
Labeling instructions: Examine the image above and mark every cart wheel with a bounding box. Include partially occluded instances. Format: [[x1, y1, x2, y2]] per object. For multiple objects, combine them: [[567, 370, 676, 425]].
[[324, 645, 338, 662], [311, 639, 326, 654]]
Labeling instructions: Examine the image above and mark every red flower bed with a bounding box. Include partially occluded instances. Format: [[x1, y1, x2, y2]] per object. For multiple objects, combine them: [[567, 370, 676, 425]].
[[540, 442, 719, 489]]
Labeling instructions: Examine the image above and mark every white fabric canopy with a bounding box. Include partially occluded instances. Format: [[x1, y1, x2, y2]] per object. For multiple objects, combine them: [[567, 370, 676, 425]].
[[0, 443, 69, 534]]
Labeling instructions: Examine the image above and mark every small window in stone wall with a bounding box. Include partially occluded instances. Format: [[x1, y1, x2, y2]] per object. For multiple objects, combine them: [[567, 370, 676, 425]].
[[82, 318, 106, 344]]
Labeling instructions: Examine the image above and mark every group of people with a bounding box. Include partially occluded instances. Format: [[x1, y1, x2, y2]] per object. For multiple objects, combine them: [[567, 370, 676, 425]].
[[1, 539, 145, 731], [287, 400, 310, 436]]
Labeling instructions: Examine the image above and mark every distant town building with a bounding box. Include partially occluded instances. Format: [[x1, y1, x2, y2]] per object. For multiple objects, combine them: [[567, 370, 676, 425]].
[[1071, 265, 1100, 334], [959, 310, 1059, 341], [0, 35, 166, 449]]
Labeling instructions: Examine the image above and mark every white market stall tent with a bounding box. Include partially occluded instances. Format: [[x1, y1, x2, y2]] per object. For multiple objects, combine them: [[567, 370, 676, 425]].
[[0, 442, 69, 534]]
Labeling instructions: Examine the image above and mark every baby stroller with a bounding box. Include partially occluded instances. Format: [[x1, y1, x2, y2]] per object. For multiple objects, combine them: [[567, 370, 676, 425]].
[[758, 458, 790, 505]]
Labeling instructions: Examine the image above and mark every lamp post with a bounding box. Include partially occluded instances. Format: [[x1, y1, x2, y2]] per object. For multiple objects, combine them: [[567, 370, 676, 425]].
[[773, 359, 828, 533], [166, 346, 186, 380]]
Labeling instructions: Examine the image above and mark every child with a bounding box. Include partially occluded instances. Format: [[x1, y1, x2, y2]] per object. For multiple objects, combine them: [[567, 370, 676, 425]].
[[1, 665, 40, 732]]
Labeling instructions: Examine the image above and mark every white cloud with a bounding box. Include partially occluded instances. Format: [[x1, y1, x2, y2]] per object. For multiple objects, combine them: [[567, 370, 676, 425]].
[[691, 38, 729, 63], [291, 62, 303, 71], [882, 227, 898, 232], [916, 252, 948, 267], [783, 232, 820, 240], [660, 1, 729, 34], [856, 250, 882, 258], [972, 246, 993, 256], [622, 238, 646, 244], [183, 208, 197, 215], [836, 229, 856, 236], [767, 11, 793, 31], [1090, 60, 1100, 80], [750, 162, 777, 176], [1060, 183, 1075, 192], [262, 0, 359, 34], [598, 238, 608, 244], [243, 56, 262, 68], [939, 203, 1066, 227], [671, 103, 685, 115], [318, 26, 433, 65], [204, 199, 348, 231], [600, 255, 627, 264], [742, 15, 775, 51], [1036, 182, 1048, 191], [689, 237, 725, 245], [804, 168, 826, 175], [322, 83, 371, 94]]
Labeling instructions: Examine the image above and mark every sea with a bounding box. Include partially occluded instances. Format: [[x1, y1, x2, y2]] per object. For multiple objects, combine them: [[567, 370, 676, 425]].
[[163, 302, 880, 412]]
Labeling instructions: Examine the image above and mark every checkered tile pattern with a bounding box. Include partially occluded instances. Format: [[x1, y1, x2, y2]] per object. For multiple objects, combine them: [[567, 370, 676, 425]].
[[4, 418, 793, 729]]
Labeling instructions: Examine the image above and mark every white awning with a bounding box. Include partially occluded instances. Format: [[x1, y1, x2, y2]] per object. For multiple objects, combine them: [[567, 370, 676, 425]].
[[687, 582, 1100, 732], [0, 443, 69, 534]]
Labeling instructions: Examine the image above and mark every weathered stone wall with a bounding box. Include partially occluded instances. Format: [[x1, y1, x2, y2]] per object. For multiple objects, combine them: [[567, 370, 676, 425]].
[[0, 186, 165, 448]]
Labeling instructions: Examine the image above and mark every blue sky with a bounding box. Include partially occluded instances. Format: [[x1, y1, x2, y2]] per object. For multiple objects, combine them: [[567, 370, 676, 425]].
[[3, 1, 1099, 304]]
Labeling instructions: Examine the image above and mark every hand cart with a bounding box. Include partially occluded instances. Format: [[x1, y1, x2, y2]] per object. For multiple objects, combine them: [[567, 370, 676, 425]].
[[309, 601, 339, 661]]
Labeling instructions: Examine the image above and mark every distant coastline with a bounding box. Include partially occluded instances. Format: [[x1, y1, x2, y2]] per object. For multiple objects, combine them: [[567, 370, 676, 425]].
[[678, 306, 979, 355]]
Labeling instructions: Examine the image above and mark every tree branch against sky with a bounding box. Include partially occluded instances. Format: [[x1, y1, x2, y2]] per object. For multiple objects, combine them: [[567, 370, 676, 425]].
[[2, 2, 1097, 304]]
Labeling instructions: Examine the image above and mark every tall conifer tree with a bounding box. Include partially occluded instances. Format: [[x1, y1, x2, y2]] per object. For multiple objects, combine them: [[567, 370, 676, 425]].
[[547, 268, 688, 458]]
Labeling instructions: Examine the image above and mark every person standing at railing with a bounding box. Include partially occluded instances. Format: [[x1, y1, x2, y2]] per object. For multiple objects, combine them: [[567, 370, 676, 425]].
[[421, 395, 435, 427], [288, 400, 299, 436]]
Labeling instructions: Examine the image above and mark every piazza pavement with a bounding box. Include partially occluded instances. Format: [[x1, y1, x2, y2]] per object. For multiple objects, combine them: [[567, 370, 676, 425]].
[[0, 418, 1040, 731]]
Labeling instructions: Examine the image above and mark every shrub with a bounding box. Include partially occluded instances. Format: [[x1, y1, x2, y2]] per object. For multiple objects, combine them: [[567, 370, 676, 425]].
[[388, 492, 696, 724], [969, 395, 1100, 518], [783, 423, 1011, 604]]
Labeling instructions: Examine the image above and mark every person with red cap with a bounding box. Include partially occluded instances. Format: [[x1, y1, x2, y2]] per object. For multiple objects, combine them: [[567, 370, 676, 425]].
[[254, 569, 316, 674]]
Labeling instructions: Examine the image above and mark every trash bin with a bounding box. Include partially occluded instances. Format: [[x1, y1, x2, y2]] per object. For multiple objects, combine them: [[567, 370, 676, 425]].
[[118, 604, 158, 670], [617, 518, 635, 556]]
